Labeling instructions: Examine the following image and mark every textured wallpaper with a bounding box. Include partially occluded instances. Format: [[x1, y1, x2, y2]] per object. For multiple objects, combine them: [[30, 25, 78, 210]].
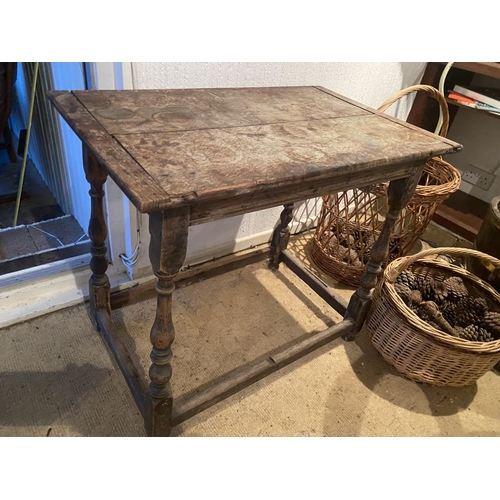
[[131, 62, 426, 260]]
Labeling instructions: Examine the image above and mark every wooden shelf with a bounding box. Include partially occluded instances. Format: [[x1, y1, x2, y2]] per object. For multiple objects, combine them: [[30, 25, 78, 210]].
[[439, 62, 500, 81], [433, 190, 489, 242], [445, 97, 500, 120], [407, 62, 498, 240]]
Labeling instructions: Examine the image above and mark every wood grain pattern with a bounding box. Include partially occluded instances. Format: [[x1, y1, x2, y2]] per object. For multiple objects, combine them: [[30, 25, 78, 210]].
[[344, 164, 425, 337], [188, 158, 424, 225], [83, 146, 111, 322], [49, 87, 461, 215], [315, 85, 461, 149], [73, 86, 369, 135], [116, 114, 458, 209], [269, 204, 294, 269], [145, 207, 189, 437], [47, 91, 170, 212]]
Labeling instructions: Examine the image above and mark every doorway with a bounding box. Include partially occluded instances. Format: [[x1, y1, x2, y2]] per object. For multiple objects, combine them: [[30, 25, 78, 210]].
[[0, 62, 90, 276]]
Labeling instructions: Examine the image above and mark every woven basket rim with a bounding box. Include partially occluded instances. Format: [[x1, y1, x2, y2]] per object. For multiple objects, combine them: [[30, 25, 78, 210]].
[[366, 157, 461, 200], [381, 254, 500, 354]]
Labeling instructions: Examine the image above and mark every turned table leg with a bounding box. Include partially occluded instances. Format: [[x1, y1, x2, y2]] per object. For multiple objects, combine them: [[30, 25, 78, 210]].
[[269, 203, 295, 270], [145, 207, 189, 437], [83, 146, 111, 324], [343, 163, 425, 339]]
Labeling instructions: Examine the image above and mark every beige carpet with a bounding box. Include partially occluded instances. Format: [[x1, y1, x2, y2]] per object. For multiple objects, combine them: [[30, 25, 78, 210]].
[[1, 236, 500, 437]]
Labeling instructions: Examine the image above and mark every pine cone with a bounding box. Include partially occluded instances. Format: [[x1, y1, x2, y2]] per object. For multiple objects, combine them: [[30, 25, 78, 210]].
[[395, 270, 416, 290], [413, 274, 426, 292], [482, 312, 500, 339], [410, 289, 423, 306], [420, 276, 437, 301], [429, 280, 448, 304], [427, 321, 441, 331], [389, 237, 401, 258], [339, 234, 355, 248], [342, 248, 359, 264], [362, 249, 371, 264], [459, 324, 494, 342], [336, 245, 348, 260], [453, 297, 488, 327], [361, 234, 375, 263], [417, 301, 457, 336], [324, 234, 339, 253], [444, 276, 468, 301], [395, 283, 413, 306], [440, 300, 457, 326], [417, 301, 440, 322], [417, 304, 431, 322], [363, 233, 375, 249]]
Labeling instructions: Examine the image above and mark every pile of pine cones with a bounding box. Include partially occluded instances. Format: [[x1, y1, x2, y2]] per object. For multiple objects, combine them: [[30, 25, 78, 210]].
[[394, 269, 500, 343], [322, 225, 403, 267]]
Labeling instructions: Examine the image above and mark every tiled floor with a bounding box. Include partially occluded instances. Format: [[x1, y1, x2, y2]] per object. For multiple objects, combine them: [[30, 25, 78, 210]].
[[0, 150, 88, 273]]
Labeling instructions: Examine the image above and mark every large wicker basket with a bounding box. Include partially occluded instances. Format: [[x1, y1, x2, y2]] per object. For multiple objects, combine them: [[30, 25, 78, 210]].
[[310, 85, 461, 287], [366, 247, 500, 387]]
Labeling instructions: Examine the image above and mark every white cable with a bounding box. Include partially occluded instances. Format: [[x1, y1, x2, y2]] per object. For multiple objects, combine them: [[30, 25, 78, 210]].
[[75, 233, 88, 243], [436, 62, 454, 134], [29, 225, 64, 247], [119, 208, 142, 268]]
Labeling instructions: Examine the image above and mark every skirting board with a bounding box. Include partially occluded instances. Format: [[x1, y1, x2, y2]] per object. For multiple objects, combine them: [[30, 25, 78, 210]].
[[127, 218, 314, 280], [0, 262, 146, 329]]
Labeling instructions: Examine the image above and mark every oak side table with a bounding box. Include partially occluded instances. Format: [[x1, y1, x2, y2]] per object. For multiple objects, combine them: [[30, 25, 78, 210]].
[[48, 86, 461, 436]]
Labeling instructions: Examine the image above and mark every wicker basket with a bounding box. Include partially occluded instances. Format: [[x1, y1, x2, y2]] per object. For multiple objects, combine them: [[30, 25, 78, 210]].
[[366, 247, 500, 387], [310, 85, 461, 287]]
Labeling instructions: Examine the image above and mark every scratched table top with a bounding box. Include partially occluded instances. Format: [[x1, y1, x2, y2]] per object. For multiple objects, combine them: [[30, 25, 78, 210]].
[[48, 86, 461, 216]]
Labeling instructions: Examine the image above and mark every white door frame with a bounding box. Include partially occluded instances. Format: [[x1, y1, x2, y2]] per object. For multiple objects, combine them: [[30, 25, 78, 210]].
[[0, 62, 145, 328]]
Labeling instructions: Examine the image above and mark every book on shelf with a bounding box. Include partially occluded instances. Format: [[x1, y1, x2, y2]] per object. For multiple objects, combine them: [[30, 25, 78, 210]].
[[447, 88, 500, 115], [476, 102, 500, 113], [447, 91, 476, 105], [448, 90, 477, 108], [453, 85, 500, 109]]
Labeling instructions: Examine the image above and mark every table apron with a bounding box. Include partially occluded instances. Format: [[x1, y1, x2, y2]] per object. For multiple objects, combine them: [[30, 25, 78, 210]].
[[186, 160, 423, 225]]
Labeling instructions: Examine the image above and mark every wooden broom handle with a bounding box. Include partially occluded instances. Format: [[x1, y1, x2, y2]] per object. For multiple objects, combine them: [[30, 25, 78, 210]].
[[377, 84, 450, 138]]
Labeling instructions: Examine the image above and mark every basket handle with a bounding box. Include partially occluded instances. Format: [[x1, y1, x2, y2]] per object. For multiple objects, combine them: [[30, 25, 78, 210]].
[[386, 247, 500, 283], [377, 84, 449, 138]]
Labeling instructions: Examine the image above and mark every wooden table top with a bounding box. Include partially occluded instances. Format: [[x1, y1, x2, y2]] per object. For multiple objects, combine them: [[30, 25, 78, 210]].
[[48, 86, 461, 214]]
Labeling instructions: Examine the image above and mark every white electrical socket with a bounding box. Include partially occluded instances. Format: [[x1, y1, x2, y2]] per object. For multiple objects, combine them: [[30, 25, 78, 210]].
[[460, 164, 496, 191]]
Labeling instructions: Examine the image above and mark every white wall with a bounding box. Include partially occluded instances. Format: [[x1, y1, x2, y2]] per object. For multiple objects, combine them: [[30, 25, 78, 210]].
[[128, 62, 426, 274]]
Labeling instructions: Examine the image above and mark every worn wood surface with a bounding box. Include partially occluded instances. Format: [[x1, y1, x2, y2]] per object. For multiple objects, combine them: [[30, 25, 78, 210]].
[[115, 114, 458, 208], [83, 146, 111, 322], [281, 250, 348, 316], [49, 87, 461, 216], [48, 91, 170, 212], [172, 318, 354, 426], [269, 203, 294, 269], [145, 207, 189, 437], [344, 163, 425, 337], [96, 310, 146, 416], [315, 85, 460, 148], [188, 159, 429, 225], [74, 86, 366, 134]]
